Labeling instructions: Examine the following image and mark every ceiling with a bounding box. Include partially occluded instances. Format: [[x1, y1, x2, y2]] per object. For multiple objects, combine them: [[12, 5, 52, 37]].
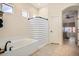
[[31, 3, 48, 9], [63, 11, 77, 23]]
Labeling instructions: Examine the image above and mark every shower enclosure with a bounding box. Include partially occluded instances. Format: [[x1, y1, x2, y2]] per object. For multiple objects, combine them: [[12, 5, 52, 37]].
[[28, 16, 48, 46]]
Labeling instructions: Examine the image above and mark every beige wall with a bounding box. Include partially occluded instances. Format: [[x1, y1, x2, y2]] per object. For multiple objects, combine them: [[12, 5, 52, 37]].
[[0, 3, 38, 39], [38, 7, 48, 18], [37, 3, 77, 45], [48, 3, 77, 45], [0, 3, 78, 45]]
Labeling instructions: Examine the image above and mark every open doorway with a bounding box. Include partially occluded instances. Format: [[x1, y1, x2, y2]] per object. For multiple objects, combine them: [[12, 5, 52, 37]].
[[62, 10, 78, 45]]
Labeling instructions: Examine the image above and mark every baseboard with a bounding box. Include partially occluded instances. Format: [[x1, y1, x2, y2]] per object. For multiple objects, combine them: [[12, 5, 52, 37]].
[[30, 42, 48, 56], [50, 43, 59, 45], [38, 42, 48, 49]]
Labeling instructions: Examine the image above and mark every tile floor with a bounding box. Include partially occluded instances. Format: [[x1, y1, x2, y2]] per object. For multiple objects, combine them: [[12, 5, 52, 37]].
[[32, 37, 79, 56]]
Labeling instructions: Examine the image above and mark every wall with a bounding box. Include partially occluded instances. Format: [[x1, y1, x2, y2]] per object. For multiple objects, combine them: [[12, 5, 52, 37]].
[[0, 3, 38, 39], [48, 3, 77, 45], [38, 7, 48, 19], [0, 3, 78, 46]]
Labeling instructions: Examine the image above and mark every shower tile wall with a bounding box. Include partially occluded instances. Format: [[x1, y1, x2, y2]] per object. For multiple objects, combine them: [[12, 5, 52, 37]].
[[29, 17, 48, 45]]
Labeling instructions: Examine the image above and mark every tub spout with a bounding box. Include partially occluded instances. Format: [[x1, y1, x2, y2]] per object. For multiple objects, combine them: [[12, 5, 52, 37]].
[[0, 41, 11, 54], [4, 41, 11, 51]]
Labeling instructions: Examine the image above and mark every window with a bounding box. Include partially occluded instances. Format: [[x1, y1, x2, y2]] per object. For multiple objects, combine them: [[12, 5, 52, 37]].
[[22, 9, 29, 18], [64, 27, 76, 33], [2, 4, 13, 13]]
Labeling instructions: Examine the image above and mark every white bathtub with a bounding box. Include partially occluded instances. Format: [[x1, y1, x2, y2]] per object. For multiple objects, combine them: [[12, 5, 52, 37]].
[[11, 39, 38, 50], [0, 38, 40, 56], [0, 37, 48, 56]]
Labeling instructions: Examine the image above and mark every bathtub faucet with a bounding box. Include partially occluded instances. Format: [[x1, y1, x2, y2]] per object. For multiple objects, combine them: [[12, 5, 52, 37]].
[[0, 41, 12, 54], [4, 41, 11, 51]]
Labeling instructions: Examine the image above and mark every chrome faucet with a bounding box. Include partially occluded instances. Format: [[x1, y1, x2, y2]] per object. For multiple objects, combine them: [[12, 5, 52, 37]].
[[4, 41, 11, 51], [0, 41, 12, 54]]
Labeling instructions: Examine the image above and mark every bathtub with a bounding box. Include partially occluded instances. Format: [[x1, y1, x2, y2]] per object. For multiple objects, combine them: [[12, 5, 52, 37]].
[[11, 39, 38, 50], [0, 37, 48, 56], [0, 38, 40, 56]]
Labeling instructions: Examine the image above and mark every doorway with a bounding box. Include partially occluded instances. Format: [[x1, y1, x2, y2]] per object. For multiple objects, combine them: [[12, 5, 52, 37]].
[[62, 10, 78, 45]]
